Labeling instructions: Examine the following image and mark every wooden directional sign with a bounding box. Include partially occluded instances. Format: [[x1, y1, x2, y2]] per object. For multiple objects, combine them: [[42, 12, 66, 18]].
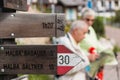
[[3, 0, 27, 11], [0, 13, 65, 38], [0, 45, 84, 75], [0, 45, 57, 74]]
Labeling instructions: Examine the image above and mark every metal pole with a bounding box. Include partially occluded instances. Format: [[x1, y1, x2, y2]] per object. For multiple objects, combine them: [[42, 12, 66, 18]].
[[50, 0, 57, 13], [51, 4, 55, 13], [115, 52, 120, 80], [40, 0, 43, 12], [103, 0, 106, 25]]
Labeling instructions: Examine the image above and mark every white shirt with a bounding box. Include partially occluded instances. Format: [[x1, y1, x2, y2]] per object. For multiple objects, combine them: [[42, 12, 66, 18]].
[[55, 33, 90, 80]]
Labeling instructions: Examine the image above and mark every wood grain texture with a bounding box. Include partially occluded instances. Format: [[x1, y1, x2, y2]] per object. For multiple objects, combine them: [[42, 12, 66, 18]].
[[0, 13, 65, 38], [0, 45, 57, 74]]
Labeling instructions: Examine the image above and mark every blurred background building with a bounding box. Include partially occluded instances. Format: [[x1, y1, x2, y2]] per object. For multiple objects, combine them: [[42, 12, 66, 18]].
[[27, 0, 120, 20], [94, 0, 120, 12]]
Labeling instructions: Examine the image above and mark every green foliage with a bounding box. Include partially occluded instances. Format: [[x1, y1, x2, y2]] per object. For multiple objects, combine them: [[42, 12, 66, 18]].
[[29, 75, 53, 80], [92, 17, 105, 38], [77, 16, 81, 20], [31, 3, 41, 11], [113, 45, 120, 53], [65, 23, 70, 33], [45, 8, 51, 13], [19, 74, 53, 80], [113, 10, 120, 23]]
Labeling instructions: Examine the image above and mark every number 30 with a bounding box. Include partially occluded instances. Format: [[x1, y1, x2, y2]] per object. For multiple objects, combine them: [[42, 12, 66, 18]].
[[59, 55, 70, 65]]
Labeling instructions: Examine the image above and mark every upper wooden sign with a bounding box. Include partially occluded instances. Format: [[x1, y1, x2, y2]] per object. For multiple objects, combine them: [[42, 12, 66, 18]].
[[0, 13, 65, 38], [3, 0, 27, 11]]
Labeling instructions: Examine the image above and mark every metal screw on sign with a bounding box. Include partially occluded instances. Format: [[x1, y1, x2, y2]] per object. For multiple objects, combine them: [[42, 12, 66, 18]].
[[1, 69, 5, 72], [11, 14, 15, 17], [1, 47, 4, 51], [11, 33, 15, 37]]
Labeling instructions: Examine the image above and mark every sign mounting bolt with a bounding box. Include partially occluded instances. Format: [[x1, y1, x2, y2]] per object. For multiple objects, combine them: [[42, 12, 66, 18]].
[[11, 14, 15, 17], [11, 33, 15, 37], [1, 47, 4, 51], [1, 69, 5, 72]]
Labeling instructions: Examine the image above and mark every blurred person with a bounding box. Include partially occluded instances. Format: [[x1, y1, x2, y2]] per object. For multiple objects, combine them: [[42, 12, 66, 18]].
[[54, 20, 98, 80], [79, 8, 118, 80]]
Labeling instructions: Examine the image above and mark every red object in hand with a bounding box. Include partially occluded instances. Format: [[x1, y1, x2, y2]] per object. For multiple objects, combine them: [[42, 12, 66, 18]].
[[89, 47, 97, 54], [89, 47, 103, 80], [96, 70, 103, 80]]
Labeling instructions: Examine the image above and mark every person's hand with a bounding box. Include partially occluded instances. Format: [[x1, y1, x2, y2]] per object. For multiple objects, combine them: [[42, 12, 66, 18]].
[[88, 54, 99, 62], [88, 47, 99, 62]]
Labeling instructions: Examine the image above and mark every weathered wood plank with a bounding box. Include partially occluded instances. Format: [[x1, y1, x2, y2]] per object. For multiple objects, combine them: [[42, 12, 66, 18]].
[[0, 13, 65, 38], [0, 45, 57, 74]]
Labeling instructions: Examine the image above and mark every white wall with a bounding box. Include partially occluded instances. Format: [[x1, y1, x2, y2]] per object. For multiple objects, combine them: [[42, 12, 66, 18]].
[[96, 0, 120, 11]]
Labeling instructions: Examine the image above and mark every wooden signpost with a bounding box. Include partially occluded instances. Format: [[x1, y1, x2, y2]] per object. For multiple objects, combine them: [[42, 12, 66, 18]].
[[0, 45, 57, 74], [0, 0, 84, 80], [0, 45, 84, 75], [0, 0, 85, 77], [0, 13, 65, 38], [0, 45, 83, 75]]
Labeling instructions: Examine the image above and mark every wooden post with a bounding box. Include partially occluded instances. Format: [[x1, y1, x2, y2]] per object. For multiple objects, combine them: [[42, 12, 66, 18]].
[[0, 0, 18, 79], [0, 40, 17, 80]]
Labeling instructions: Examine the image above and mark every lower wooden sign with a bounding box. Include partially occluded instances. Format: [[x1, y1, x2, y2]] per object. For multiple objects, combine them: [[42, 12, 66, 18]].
[[0, 45, 85, 75], [0, 45, 57, 74]]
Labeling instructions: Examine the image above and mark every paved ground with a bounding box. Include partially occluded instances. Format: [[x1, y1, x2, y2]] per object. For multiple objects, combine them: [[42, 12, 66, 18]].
[[104, 53, 120, 80], [105, 26, 120, 47], [104, 26, 120, 80]]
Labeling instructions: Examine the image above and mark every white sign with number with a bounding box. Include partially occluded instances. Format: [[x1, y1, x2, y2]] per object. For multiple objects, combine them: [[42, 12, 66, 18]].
[[58, 54, 82, 66]]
